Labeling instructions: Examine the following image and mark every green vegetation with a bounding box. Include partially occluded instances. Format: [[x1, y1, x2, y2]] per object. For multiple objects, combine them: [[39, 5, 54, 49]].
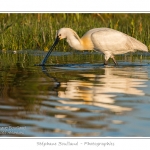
[[0, 13, 150, 51]]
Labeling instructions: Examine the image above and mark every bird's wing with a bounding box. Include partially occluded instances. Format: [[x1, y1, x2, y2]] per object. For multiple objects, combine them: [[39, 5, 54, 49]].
[[91, 29, 148, 55]]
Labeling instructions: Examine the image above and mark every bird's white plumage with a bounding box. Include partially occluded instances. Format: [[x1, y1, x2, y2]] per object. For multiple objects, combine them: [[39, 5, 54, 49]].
[[90, 28, 148, 54], [56, 27, 148, 65]]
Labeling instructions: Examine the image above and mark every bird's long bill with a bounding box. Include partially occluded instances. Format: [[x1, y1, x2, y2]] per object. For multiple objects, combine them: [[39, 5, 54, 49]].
[[40, 36, 59, 65]]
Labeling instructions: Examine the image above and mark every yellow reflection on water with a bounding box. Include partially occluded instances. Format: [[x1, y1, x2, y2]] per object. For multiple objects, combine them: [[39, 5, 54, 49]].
[[58, 67, 148, 113]]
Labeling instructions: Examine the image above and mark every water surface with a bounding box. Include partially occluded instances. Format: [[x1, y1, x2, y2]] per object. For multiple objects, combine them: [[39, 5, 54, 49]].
[[0, 51, 150, 137]]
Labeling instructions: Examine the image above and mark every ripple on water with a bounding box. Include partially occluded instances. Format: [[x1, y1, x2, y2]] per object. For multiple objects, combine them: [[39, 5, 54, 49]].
[[0, 53, 150, 136]]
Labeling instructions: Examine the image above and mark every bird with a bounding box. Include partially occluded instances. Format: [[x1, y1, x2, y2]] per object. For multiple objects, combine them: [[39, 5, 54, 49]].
[[40, 27, 148, 65]]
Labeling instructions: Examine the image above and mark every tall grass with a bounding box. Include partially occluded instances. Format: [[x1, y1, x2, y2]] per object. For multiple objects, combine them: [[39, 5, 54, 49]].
[[0, 13, 150, 51]]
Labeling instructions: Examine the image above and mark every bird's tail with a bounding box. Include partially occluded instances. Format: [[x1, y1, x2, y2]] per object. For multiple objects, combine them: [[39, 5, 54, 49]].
[[130, 37, 148, 52]]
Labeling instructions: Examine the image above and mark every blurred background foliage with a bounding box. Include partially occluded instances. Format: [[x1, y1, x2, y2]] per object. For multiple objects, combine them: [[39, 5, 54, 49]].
[[0, 13, 150, 51]]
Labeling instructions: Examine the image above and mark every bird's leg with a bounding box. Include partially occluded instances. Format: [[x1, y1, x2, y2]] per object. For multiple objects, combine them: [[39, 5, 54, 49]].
[[111, 56, 118, 65], [104, 55, 110, 65], [103, 60, 108, 65]]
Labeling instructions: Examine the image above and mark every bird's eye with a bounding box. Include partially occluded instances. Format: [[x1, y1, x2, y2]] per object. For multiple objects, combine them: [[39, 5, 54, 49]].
[[59, 34, 61, 37]]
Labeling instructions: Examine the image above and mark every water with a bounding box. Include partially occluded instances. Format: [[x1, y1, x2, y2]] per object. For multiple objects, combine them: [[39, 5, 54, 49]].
[[0, 50, 150, 137]]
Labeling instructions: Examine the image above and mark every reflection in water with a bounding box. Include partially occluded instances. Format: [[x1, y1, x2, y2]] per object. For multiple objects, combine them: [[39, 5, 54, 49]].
[[0, 60, 150, 137], [58, 67, 147, 113]]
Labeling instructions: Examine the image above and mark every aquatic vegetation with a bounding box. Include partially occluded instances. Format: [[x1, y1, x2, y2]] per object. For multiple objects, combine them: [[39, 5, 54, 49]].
[[0, 13, 150, 51]]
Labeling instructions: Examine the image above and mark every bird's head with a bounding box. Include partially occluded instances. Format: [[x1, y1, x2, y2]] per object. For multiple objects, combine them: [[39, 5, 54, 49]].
[[56, 28, 70, 40]]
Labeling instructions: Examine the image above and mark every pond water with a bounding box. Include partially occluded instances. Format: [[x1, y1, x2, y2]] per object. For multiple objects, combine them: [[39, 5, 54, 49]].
[[0, 50, 150, 137]]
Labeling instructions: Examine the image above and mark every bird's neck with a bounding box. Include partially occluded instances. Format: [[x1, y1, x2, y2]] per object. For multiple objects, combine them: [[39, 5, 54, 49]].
[[66, 30, 94, 51], [66, 32, 84, 50]]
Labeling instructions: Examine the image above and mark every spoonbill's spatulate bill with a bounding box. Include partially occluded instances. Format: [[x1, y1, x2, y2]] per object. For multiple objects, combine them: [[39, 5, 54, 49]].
[[40, 27, 148, 65], [40, 36, 59, 65]]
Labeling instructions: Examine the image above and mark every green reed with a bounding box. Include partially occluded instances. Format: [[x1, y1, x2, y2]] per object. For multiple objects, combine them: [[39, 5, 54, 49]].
[[0, 13, 150, 51]]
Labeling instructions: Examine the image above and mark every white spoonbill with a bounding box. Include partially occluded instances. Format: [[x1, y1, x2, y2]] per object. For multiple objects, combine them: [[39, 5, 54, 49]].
[[40, 27, 148, 65]]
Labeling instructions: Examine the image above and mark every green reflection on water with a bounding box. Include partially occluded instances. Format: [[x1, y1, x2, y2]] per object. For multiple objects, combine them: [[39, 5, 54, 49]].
[[0, 51, 150, 137]]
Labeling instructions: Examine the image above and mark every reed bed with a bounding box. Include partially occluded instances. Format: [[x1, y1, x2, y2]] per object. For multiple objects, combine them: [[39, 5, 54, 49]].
[[0, 13, 150, 51]]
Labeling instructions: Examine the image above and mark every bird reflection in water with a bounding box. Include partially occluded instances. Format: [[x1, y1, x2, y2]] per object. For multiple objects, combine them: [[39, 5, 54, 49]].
[[57, 67, 147, 114]]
